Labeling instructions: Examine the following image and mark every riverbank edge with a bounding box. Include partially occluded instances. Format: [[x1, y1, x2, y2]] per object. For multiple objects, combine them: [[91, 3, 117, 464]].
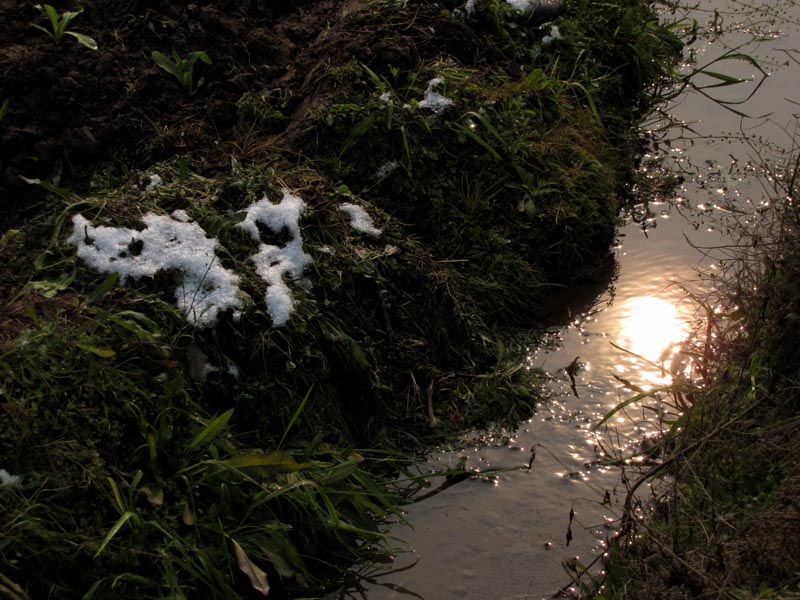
[[595, 167, 800, 597], [0, 1, 684, 597]]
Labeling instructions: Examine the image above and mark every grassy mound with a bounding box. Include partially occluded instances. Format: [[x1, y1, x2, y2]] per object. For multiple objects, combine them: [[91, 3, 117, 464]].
[[0, 0, 683, 597]]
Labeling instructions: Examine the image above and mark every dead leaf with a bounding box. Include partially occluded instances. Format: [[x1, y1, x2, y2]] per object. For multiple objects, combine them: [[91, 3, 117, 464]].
[[139, 484, 164, 506], [233, 539, 270, 596], [181, 502, 195, 526]]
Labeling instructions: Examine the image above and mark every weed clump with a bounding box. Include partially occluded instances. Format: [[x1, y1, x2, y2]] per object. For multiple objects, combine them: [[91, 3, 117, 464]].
[[598, 148, 800, 599]]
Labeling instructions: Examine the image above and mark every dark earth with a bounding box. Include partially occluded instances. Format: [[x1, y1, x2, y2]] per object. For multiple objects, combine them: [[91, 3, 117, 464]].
[[0, 0, 527, 231]]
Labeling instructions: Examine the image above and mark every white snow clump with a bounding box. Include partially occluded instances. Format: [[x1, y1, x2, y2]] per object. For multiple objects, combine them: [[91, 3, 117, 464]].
[[144, 174, 163, 191], [171, 209, 192, 222], [505, 0, 530, 11], [0, 469, 21, 485], [237, 189, 313, 327], [374, 160, 399, 180], [339, 203, 383, 237], [416, 77, 454, 114], [505, 0, 564, 17], [542, 25, 561, 44], [68, 212, 243, 328]]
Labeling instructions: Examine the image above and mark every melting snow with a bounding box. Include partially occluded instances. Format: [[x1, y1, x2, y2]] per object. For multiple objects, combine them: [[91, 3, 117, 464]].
[[339, 203, 383, 237], [144, 174, 163, 191], [67, 188, 376, 329], [0, 469, 21, 485], [374, 161, 399, 180], [68, 212, 243, 328], [237, 189, 313, 327], [542, 25, 561, 44], [417, 78, 454, 114], [171, 209, 192, 222], [506, 0, 564, 16]]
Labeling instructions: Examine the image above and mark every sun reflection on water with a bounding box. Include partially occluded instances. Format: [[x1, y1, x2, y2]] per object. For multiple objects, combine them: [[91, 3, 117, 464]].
[[617, 295, 690, 385]]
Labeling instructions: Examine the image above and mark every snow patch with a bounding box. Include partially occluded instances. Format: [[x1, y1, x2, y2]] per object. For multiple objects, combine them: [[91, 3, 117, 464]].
[[542, 25, 561, 44], [506, 0, 526, 10], [171, 209, 192, 222], [374, 161, 399, 180], [416, 78, 454, 114], [68, 213, 243, 328], [506, 0, 564, 16], [0, 469, 21, 485], [144, 174, 163, 191], [339, 203, 383, 237], [237, 189, 313, 327]]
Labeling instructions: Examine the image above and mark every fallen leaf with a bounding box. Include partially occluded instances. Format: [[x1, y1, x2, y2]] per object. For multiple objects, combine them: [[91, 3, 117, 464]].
[[233, 539, 270, 596]]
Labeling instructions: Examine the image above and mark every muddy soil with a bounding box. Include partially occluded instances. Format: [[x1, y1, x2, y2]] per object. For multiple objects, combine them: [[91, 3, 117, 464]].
[[0, 0, 516, 231]]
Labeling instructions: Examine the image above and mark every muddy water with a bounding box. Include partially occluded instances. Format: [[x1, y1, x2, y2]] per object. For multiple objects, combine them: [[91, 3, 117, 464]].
[[335, 2, 800, 598]]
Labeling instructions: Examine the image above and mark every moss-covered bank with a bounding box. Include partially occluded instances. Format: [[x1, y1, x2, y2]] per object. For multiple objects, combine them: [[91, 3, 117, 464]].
[[0, 0, 682, 597]]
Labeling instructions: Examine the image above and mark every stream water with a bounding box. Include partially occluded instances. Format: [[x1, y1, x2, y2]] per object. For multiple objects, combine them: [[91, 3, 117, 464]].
[[332, 1, 800, 598]]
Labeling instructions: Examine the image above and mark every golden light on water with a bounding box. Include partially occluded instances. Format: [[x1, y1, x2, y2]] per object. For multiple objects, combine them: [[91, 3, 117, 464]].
[[617, 296, 689, 384]]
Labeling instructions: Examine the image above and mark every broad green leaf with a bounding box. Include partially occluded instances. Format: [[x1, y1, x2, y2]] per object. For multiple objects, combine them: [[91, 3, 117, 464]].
[[107, 477, 126, 514], [189, 51, 211, 65], [454, 123, 503, 161], [113, 310, 161, 332], [77, 344, 116, 359], [94, 511, 139, 558], [40, 4, 60, 26], [340, 114, 376, 156], [594, 390, 658, 430], [67, 31, 98, 50], [250, 478, 320, 510], [27, 271, 75, 297], [523, 68, 550, 91], [257, 544, 297, 580], [110, 573, 160, 589], [31, 22, 56, 41], [277, 384, 314, 450], [152, 50, 209, 94], [700, 70, 743, 84], [147, 433, 157, 468], [58, 9, 84, 34], [187, 408, 233, 452], [221, 451, 313, 473], [151, 51, 179, 78], [229, 211, 248, 225], [87, 272, 119, 304], [19, 176, 76, 202], [81, 578, 104, 600], [316, 455, 363, 485], [109, 311, 162, 343]]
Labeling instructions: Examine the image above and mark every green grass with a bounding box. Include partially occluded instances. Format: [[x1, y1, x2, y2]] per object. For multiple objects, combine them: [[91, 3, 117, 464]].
[[0, 295, 406, 598], [0, 0, 687, 596]]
